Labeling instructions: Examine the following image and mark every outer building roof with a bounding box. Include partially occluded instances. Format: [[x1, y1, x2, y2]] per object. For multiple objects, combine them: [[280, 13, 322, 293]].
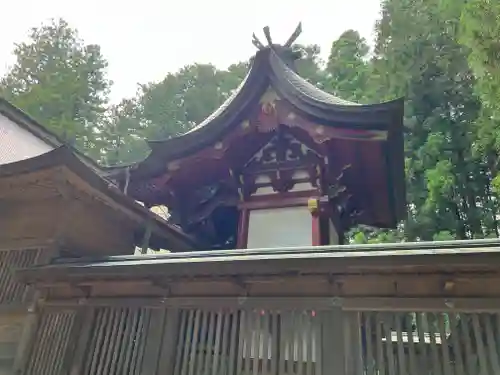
[[0, 97, 118, 177], [16, 238, 500, 283], [0, 97, 63, 149], [0, 146, 200, 252]]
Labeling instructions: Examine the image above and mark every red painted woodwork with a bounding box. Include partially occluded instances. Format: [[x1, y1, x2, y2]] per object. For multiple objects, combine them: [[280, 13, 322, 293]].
[[110, 42, 405, 250], [311, 214, 321, 246]]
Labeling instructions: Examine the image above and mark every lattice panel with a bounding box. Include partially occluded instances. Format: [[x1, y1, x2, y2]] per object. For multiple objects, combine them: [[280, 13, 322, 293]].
[[0, 248, 43, 305], [360, 311, 500, 375], [173, 309, 320, 375], [24, 310, 76, 375], [0, 314, 24, 375], [82, 307, 151, 375]]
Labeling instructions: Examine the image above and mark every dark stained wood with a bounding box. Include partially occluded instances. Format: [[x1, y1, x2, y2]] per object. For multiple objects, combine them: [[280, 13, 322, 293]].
[[67, 307, 95, 375], [32, 295, 500, 314], [0, 248, 44, 305], [28, 271, 500, 302], [14, 253, 500, 375], [157, 309, 180, 375], [22, 308, 77, 375]]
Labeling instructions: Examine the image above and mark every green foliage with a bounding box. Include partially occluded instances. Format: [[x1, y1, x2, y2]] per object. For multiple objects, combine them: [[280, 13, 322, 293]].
[[136, 63, 247, 139], [0, 18, 111, 160], [325, 30, 370, 102], [459, 0, 500, 113], [371, 0, 488, 241]]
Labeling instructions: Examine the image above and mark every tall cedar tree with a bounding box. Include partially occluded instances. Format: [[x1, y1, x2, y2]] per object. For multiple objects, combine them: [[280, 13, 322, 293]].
[[0, 18, 111, 160]]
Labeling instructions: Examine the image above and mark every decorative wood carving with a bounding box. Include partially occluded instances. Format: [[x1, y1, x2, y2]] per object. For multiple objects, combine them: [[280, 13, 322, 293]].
[[326, 165, 363, 233], [242, 127, 322, 196]]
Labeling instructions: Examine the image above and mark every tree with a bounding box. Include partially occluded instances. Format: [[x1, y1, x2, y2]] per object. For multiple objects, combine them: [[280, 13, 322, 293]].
[[372, 0, 489, 240], [459, 0, 500, 116], [293, 44, 326, 87], [453, 0, 500, 205], [100, 98, 149, 166], [0, 18, 111, 159], [132, 62, 247, 141], [325, 30, 370, 102]]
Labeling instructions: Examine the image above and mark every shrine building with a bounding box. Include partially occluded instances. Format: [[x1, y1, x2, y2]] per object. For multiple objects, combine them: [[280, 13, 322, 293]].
[[3, 25, 500, 375], [108, 27, 405, 250]]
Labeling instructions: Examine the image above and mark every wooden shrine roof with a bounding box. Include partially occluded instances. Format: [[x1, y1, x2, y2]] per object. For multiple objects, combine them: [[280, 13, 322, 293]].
[[0, 146, 200, 251], [103, 43, 406, 231], [16, 238, 500, 284], [112, 46, 404, 182]]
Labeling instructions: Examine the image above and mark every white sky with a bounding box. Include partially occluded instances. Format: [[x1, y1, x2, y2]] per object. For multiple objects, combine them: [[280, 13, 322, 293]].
[[0, 0, 381, 103]]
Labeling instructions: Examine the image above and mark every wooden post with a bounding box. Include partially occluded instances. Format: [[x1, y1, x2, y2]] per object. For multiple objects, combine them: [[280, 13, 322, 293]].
[[308, 198, 321, 246], [141, 213, 153, 255], [344, 311, 363, 375], [320, 307, 346, 375], [156, 308, 181, 374], [140, 308, 167, 375], [69, 307, 95, 375], [12, 301, 40, 375]]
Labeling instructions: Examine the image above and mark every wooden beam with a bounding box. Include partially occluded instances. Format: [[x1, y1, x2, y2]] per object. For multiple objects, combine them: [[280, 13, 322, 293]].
[[39, 296, 500, 312], [0, 239, 55, 252], [342, 297, 500, 312], [141, 215, 153, 254], [41, 296, 343, 310]]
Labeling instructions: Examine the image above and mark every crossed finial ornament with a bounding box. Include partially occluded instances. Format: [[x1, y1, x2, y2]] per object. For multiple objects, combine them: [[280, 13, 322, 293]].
[[252, 22, 303, 50]]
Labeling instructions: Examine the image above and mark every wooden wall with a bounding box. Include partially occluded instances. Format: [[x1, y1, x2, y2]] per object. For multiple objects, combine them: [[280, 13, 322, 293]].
[[16, 295, 500, 375], [0, 195, 136, 258], [0, 246, 49, 375], [63, 196, 136, 256], [0, 201, 61, 248]]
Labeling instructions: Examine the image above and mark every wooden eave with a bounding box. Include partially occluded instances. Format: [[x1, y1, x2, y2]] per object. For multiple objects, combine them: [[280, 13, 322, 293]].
[[16, 239, 500, 285], [0, 147, 200, 251]]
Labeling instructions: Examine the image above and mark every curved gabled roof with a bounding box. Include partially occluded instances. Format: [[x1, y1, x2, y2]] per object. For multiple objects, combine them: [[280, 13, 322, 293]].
[[125, 46, 403, 180], [267, 51, 404, 126]]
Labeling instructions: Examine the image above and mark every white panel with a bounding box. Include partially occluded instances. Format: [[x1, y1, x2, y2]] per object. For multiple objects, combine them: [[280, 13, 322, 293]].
[[0, 113, 53, 165], [290, 182, 314, 192], [247, 206, 311, 248]]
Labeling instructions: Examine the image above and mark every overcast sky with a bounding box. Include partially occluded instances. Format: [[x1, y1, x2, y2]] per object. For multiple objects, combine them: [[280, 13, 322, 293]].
[[0, 0, 381, 103]]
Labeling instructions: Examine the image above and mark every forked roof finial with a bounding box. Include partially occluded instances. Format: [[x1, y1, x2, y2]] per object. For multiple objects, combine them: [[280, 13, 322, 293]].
[[284, 22, 302, 47], [251, 22, 303, 50]]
